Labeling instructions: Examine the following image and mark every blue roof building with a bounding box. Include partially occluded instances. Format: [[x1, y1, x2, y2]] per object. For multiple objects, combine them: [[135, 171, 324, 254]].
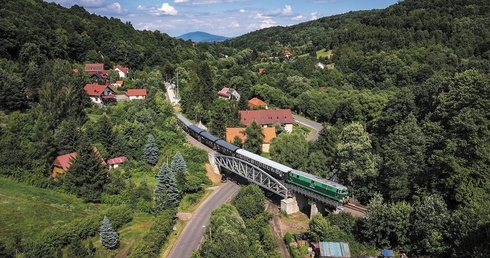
[[318, 242, 351, 258]]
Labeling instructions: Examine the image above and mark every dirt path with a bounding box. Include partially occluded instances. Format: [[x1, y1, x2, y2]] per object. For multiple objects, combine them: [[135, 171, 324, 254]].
[[267, 201, 290, 258]]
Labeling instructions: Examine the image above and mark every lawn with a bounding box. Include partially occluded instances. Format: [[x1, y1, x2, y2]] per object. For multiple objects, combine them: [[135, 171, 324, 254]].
[[0, 177, 100, 243]]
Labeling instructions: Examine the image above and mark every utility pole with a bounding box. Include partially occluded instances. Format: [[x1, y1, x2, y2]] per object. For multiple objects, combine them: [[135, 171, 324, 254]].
[[176, 69, 179, 99]]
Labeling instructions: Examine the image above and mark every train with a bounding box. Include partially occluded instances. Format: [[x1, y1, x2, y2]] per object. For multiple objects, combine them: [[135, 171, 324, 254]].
[[176, 114, 350, 203]]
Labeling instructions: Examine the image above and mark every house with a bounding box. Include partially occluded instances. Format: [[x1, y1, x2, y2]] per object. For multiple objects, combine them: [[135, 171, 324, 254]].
[[258, 68, 265, 74], [248, 97, 268, 110], [51, 152, 77, 178], [51, 148, 105, 178], [218, 87, 240, 101], [225, 127, 276, 153], [311, 242, 351, 258], [84, 84, 116, 105], [114, 65, 129, 78], [284, 50, 291, 59], [112, 80, 124, 87], [316, 62, 326, 69], [126, 89, 147, 100], [240, 109, 294, 133], [107, 156, 127, 170], [84, 63, 106, 75]]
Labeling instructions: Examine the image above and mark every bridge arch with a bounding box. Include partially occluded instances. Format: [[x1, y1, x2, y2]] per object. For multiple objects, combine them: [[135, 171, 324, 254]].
[[213, 154, 290, 198]]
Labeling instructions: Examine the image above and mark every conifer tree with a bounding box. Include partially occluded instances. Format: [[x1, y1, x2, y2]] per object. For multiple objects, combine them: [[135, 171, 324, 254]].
[[100, 216, 119, 249], [143, 134, 159, 166], [64, 137, 108, 203], [171, 151, 187, 192], [154, 162, 180, 212]]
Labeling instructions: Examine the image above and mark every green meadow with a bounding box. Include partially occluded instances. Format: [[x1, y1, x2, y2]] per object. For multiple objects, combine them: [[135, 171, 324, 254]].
[[0, 177, 101, 242]]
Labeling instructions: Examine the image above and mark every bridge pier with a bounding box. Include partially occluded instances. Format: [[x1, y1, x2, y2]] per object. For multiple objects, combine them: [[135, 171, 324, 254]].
[[310, 201, 325, 219], [280, 198, 299, 214]]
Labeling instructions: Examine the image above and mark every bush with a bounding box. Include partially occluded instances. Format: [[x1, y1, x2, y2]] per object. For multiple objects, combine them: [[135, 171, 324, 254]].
[[284, 232, 293, 245], [129, 208, 176, 257]]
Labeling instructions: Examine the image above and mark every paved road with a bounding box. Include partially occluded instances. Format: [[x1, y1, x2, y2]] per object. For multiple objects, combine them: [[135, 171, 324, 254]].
[[168, 182, 240, 258], [293, 115, 323, 141]]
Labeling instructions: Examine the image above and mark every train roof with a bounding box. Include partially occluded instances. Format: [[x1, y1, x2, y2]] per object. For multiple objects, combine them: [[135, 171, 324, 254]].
[[236, 149, 292, 174], [188, 125, 204, 134], [215, 139, 240, 152], [177, 114, 193, 127], [199, 131, 219, 143], [290, 170, 347, 190]]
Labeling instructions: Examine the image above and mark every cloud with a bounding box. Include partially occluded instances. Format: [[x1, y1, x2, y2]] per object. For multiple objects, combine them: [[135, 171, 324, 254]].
[[260, 19, 277, 29], [282, 5, 292, 15], [174, 0, 189, 3], [104, 2, 128, 14], [310, 11, 318, 20], [229, 21, 240, 28], [239, 9, 245, 13], [292, 15, 304, 21], [151, 3, 178, 16]]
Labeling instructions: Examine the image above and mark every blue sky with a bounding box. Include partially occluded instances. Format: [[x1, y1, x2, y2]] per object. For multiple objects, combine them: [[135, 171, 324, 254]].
[[45, 0, 399, 37]]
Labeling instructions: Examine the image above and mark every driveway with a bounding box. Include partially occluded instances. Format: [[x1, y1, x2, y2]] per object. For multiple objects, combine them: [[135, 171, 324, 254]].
[[293, 115, 323, 141]]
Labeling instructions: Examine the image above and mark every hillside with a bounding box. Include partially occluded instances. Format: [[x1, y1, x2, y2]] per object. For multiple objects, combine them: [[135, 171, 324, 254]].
[[178, 31, 230, 42], [0, 0, 489, 257]]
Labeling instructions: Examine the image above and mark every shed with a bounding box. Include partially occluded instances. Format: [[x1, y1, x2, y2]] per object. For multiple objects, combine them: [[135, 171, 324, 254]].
[[318, 242, 351, 258], [381, 250, 394, 258]]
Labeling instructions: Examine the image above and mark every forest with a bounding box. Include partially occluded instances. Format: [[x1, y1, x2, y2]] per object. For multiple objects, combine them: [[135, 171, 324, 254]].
[[0, 0, 488, 257]]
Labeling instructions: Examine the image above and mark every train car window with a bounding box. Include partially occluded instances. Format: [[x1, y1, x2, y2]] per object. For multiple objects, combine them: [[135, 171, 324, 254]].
[[296, 175, 299, 178]]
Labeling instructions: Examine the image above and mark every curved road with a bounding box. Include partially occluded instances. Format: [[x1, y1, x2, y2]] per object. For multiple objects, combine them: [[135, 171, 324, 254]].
[[168, 182, 240, 258], [293, 115, 323, 141]]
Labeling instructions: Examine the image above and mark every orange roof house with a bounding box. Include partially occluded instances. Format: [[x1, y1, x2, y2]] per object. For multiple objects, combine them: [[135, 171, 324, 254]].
[[126, 89, 147, 100], [115, 65, 129, 78], [284, 50, 291, 58], [84, 84, 116, 104], [226, 127, 276, 152], [51, 148, 106, 178], [248, 97, 268, 110]]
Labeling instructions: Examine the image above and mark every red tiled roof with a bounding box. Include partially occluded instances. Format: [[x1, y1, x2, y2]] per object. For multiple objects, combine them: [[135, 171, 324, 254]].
[[218, 87, 233, 97], [240, 109, 294, 126], [115, 65, 129, 74], [126, 89, 147, 96], [248, 97, 267, 109], [107, 156, 127, 165], [53, 152, 77, 171], [84, 84, 114, 97], [284, 50, 291, 56], [52, 147, 105, 172], [115, 80, 123, 85], [258, 68, 265, 74]]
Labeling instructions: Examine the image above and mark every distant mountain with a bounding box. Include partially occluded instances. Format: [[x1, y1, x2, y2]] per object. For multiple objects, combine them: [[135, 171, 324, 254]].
[[177, 31, 231, 42]]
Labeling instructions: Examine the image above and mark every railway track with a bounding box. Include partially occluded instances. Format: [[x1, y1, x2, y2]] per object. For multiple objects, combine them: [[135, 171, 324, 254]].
[[343, 203, 367, 215]]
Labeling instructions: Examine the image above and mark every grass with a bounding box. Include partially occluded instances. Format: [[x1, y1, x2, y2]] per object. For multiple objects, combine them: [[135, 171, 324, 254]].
[[91, 213, 155, 258], [0, 177, 100, 242], [178, 189, 213, 213]]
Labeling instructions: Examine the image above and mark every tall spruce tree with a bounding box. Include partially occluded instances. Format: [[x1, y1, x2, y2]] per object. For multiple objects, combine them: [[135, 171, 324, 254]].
[[154, 162, 180, 212], [171, 151, 187, 193], [64, 137, 108, 203], [100, 216, 119, 249], [143, 134, 159, 166]]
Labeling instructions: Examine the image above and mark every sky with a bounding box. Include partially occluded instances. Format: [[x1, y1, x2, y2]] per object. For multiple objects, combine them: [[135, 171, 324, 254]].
[[45, 0, 400, 37]]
